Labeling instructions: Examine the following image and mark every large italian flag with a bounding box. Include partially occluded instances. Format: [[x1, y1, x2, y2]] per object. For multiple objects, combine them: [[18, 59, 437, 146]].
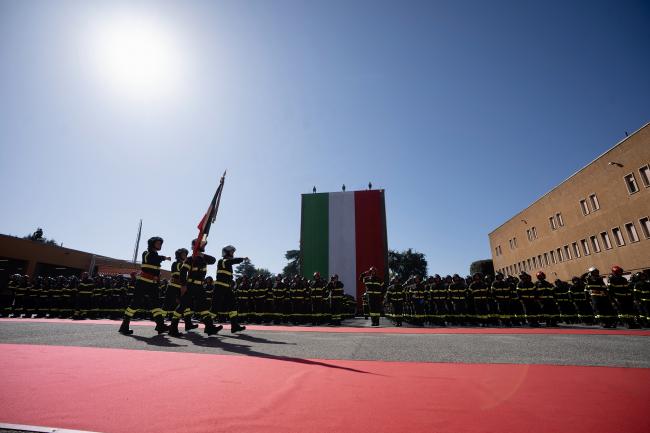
[[300, 190, 388, 307]]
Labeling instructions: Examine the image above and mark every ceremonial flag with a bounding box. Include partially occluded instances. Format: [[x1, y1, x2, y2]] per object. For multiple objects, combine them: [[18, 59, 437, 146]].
[[300, 189, 388, 304], [194, 171, 226, 256]]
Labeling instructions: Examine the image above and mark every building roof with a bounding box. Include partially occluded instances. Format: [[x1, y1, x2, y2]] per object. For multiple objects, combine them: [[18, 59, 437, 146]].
[[488, 121, 650, 236]]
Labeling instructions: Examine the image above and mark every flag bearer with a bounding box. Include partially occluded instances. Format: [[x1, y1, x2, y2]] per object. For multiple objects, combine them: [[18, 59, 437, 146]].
[[211, 245, 247, 333]]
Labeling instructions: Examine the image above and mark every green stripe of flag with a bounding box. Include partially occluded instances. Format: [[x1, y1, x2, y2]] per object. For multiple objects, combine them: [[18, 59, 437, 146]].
[[301, 193, 329, 279]]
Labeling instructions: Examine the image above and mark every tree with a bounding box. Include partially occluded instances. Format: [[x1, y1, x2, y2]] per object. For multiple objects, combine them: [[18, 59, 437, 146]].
[[235, 258, 257, 278], [23, 227, 59, 246], [469, 259, 494, 276], [282, 249, 300, 278], [388, 248, 427, 281]]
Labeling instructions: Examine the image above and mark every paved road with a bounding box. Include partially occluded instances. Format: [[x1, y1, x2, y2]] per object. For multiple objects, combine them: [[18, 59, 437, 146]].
[[1, 320, 648, 368]]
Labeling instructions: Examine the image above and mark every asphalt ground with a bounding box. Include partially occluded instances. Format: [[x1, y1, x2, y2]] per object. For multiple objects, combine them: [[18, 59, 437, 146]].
[[1, 319, 648, 368]]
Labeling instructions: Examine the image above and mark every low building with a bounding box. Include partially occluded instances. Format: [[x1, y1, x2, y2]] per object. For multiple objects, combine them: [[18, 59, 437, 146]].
[[0, 234, 170, 287], [489, 122, 650, 281]]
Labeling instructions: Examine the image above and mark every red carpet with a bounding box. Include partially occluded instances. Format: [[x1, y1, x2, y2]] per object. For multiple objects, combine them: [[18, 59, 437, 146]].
[[3, 318, 649, 335], [0, 344, 648, 433]]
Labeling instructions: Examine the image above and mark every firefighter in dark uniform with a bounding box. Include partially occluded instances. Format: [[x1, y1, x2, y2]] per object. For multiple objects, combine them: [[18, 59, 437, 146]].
[[168, 239, 221, 336], [327, 274, 345, 326], [11, 275, 27, 317], [204, 277, 215, 318], [271, 275, 287, 324], [164, 249, 187, 319], [310, 272, 327, 325], [409, 276, 426, 326], [491, 273, 512, 326], [236, 276, 251, 323], [211, 245, 247, 333], [118, 237, 170, 335], [633, 271, 650, 327], [291, 275, 308, 324], [74, 272, 94, 320], [554, 279, 576, 324], [517, 272, 540, 327], [2, 274, 19, 317], [385, 277, 404, 326], [570, 276, 593, 325], [448, 274, 467, 326], [469, 273, 490, 326], [585, 267, 617, 328], [361, 267, 384, 326], [535, 272, 558, 327], [428, 275, 447, 326], [608, 265, 639, 328]]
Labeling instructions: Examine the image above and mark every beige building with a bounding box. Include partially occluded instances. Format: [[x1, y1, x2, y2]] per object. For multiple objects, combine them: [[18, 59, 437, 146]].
[[489, 122, 650, 281]]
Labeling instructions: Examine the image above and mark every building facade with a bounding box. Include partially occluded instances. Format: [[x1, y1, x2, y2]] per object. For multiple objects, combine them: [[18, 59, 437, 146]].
[[489, 122, 650, 281]]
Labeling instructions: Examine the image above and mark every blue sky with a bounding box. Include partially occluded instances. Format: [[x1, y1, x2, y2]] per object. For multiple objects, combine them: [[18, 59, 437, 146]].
[[1, 0, 649, 275]]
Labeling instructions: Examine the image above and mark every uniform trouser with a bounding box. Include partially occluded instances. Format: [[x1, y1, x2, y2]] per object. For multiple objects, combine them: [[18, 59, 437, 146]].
[[237, 298, 249, 321], [613, 297, 638, 326], [574, 300, 594, 324], [169, 283, 214, 329], [431, 300, 448, 324], [212, 287, 241, 325], [556, 300, 578, 322], [389, 302, 403, 325], [494, 299, 511, 324], [27, 294, 39, 315], [253, 298, 269, 322], [368, 295, 383, 325], [520, 299, 540, 324], [540, 300, 559, 325], [591, 295, 617, 326], [450, 300, 467, 324], [163, 286, 181, 316], [74, 292, 92, 318], [473, 299, 490, 323], [12, 293, 27, 315], [273, 299, 289, 322], [311, 298, 326, 323], [637, 300, 650, 325], [412, 300, 426, 325], [122, 280, 165, 323], [330, 299, 343, 323], [0, 292, 13, 316], [292, 299, 309, 323]]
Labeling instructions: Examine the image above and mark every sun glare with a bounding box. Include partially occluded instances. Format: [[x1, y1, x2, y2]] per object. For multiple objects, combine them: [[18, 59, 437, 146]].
[[87, 12, 185, 105]]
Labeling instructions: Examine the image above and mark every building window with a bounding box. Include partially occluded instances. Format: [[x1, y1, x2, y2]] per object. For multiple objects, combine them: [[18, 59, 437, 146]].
[[532, 227, 537, 239], [563, 245, 571, 260], [513, 237, 517, 248], [590, 236, 601, 253], [556, 213, 564, 227], [589, 194, 600, 211], [572, 242, 581, 258], [549, 216, 557, 230], [601, 232, 612, 250], [543, 253, 549, 266], [537, 255, 543, 267], [526, 229, 532, 241], [579, 200, 590, 215], [527, 259, 532, 270], [625, 222, 640, 243], [550, 250, 557, 264], [624, 174, 639, 194], [509, 239, 513, 249], [640, 217, 650, 239], [612, 227, 625, 246], [639, 165, 650, 188], [581, 239, 590, 256], [532, 257, 537, 268], [557, 248, 564, 262]]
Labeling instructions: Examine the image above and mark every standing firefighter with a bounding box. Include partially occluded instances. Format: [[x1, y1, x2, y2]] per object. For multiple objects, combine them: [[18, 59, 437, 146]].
[[586, 267, 617, 328], [491, 273, 512, 326], [211, 245, 247, 333], [118, 237, 170, 335], [361, 267, 384, 326], [608, 266, 639, 328], [327, 274, 345, 326], [169, 239, 221, 336], [517, 272, 540, 327], [310, 272, 327, 325], [535, 272, 559, 327], [385, 277, 405, 326]]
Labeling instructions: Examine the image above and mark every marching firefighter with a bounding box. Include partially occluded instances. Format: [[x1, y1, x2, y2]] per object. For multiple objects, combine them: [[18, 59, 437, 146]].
[[361, 267, 384, 326], [118, 237, 170, 335], [163, 249, 188, 320], [535, 272, 559, 327], [585, 267, 617, 328], [608, 266, 639, 328], [385, 277, 405, 326], [168, 239, 221, 336], [327, 274, 345, 326], [210, 245, 247, 333]]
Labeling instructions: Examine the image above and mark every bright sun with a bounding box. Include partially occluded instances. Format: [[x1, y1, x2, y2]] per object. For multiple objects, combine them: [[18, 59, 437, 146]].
[[87, 13, 185, 104]]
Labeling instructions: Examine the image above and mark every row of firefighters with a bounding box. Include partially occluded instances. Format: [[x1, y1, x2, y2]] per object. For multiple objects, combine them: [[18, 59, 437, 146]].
[[2, 237, 649, 332]]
